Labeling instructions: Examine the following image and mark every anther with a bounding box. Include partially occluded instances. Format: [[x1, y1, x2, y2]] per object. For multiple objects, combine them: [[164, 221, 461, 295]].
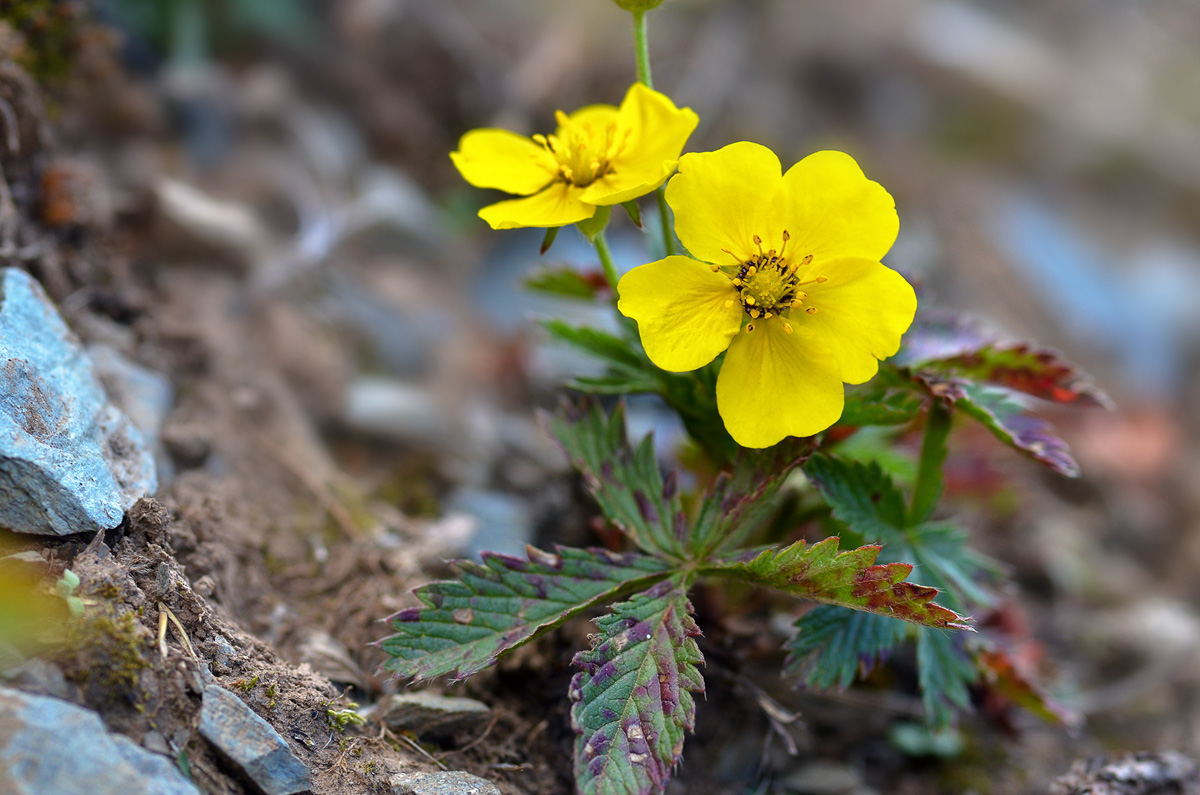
[[732, 278, 743, 286], [555, 110, 571, 127], [747, 266, 757, 277], [753, 235, 765, 255], [815, 276, 828, 283], [801, 254, 813, 266], [745, 323, 755, 333], [749, 309, 760, 318], [782, 321, 793, 334], [763, 311, 773, 319], [806, 307, 818, 314], [724, 299, 734, 308], [744, 296, 755, 305], [779, 230, 790, 256], [709, 264, 721, 273]]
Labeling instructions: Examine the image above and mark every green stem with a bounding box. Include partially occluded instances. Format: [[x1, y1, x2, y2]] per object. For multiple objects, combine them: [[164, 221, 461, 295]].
[[655, 188, 677, 256], [910, 401, 953, 523], [633, 10, 653, 88], [594, 232, 621, 298]]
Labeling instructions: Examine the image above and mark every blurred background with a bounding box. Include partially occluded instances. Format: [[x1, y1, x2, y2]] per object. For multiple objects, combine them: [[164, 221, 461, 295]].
[[13, 0, 1200, 792]]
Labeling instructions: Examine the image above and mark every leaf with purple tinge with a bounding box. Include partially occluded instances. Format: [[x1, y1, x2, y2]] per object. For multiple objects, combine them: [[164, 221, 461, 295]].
[[547, 399, 688, 557], [896, 311, 1112, 408], [378, 545, 669, 683], [570, 580, 704, 795], [713, 537, 972, 630], [976, 647, 1081, 728]]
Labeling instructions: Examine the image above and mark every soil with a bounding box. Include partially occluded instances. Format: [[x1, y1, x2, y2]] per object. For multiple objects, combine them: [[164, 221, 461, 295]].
[[1, 5, 1199, 795]]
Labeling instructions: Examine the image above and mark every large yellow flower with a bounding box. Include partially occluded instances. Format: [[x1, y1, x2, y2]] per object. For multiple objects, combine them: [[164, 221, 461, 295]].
[[451, 84, 698, 230], [617, 142, 916, 448]]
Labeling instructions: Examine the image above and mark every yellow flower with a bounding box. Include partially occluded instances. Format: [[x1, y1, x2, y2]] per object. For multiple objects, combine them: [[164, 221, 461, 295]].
[[450, 84, 697, 230], [617, 142, 916, 448]]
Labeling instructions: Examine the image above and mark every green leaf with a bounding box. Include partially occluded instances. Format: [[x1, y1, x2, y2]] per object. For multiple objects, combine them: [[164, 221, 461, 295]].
[[542, 321, 646, 371], [525, 265, 604, 300], [379, 546, 669, 682], [785, 605, 907, 690], [712, 537, 970, 629], [540, 226, 560, 255], [570, 580, 704, 795], [836, 388, 925, 427], [569, 373, 662, 395], [621, 199, 643, 229], [547, 399, 687, 557], [803, 454, 909, 542], [918, 627, 977, 727], [690, 438, 817, 556]]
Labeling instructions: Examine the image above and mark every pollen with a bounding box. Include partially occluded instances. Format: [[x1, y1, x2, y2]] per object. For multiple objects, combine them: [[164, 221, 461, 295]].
[[731, 231, 824, 322]]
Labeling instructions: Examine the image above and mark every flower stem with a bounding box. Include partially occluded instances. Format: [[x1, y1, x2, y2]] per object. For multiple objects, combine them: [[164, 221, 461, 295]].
[[633, 10, 653, 89], [632, 9, 676, 256], [594, 232, 621, 298], [910, 400, 953, 524]]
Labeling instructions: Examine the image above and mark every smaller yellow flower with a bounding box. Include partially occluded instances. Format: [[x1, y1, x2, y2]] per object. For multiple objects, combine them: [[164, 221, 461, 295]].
[[451, 84, 698, 230], [618, 142, 917, 448]]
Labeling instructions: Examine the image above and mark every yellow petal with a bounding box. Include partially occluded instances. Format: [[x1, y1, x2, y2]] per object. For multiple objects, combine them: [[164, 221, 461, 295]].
[[666, 142, 783, 265], [796, 257, 916, 384], [478, 182, 595, 229], [716, 320, 844, 448], [771, 150, 898, 264], [581, 84, 698, 206], [562, 104, 620, 134], [451, 129, 557, 195], [617, 255, 742, 372]]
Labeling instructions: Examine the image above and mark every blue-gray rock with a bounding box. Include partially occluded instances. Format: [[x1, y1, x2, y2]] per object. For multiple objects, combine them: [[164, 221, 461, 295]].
[[0, 685, 200, 795], [0, 269, 156, 535], [390, 770, 501, 795], [377, 692, 491, 737], [198, 685, 310, 795]]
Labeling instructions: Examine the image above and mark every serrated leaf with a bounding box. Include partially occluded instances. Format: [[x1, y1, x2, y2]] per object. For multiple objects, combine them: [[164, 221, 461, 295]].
[[716, 537, 970, 629], [785, 605, 906, 690], [379, 545, 669, 682], [836, 388, 925, 427], [918, 627, 977, 727], [975, 647, 1080, 728], [803, 453, 909, 540], [542, 320, 647, 372], [897, 311, 1112, 408], [547, 399, 687, 557], [570, 580, 704, 795], [526, 265, 607, 300], [569, 373, 662, 395], [952, 380, 1079, 477], [691, 437, 817, 556], [803, 453, 996, 610]]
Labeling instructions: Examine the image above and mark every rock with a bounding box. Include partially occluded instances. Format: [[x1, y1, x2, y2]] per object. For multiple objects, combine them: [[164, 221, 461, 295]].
[[448, 488, 534, 560], [390, 770, 501, 795], [0, 268, 156, 535], [377, 691, 491, 737], [1050, 751, 1200, 795], [88, 343, 174, 451], [0, 685, 200, 795], [198, 685, 310, 795], [782, 762, 876, 795]]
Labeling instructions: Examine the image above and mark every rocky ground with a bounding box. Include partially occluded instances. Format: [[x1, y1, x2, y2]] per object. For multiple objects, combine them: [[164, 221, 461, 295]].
[[3, 3, 1200, 795]]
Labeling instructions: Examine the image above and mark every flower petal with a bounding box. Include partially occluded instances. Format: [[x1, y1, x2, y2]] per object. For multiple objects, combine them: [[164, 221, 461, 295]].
[[666, 142, 784, 265], [562, 104, 619, 134], [618, 255, 742, 372], [716, 320, 844, 447], [451, 129, 557, 195], [796, 257, 916, 384], [581, 84, 698, 206], [772, 150, 898, 264], [478, 182, 595, 229]]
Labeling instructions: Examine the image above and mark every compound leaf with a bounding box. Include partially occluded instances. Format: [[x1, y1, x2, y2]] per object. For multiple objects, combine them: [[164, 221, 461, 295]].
[[837, 388, 925, 427], [548, 399, 687, 557], [803, 453, 909, 542], [379, 546, 669, 682], [918, 627, 977, 727], [570, 580, 704, 795], [785, 605, 907, 690], [714, 537, 970, 629]]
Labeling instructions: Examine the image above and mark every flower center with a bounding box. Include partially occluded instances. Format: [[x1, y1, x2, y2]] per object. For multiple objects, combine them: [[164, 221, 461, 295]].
[[722, 232, 825, 334], [533, 111, 623, 188]]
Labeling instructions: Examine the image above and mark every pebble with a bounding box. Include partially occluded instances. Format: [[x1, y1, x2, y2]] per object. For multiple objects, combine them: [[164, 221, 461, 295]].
[[0, 685, 200, 795], [198, 685, 311, 795], [0, 268, 156, 535], [390, 770, 501, 795], [377, 691, 491, 738]]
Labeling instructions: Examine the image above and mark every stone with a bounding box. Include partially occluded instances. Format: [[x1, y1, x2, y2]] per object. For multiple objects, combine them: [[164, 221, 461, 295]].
[[0, 685, 200, 795], [377, 691, 491, 738], [390, 770, 501, 795], [198, 685, 310, 795], [0, 268, 156, 535]]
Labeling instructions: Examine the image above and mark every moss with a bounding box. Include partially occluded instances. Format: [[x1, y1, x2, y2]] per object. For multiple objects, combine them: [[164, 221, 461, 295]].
[[0, 0, 88, 87], [59, 607, 151, 705]]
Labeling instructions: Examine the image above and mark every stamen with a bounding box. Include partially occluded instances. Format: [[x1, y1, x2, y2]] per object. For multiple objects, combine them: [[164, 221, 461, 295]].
[[732, 278, 744, 286], [753, 235, 764, 255], [721, 248, 741, 264], [800, 254, 813, 266], [763, 311, 773, 319], [782, 321, 793, 334], [724, 299, 734, 308], [554, 110, 571, 127], [709, 264, 721, 273], [815, 276, 828, 283], [745, 323, 755, 333], [744, 296, 755, 305], [779, 230, 790, 256], [749, 309, 760, 318], [806, 307, 818, 314]]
